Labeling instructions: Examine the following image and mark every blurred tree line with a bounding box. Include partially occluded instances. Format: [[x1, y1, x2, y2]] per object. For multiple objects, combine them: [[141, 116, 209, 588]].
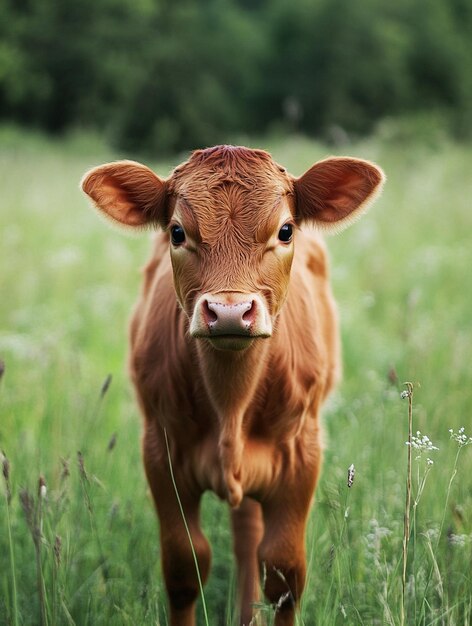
[[0, 0, 471, 154]]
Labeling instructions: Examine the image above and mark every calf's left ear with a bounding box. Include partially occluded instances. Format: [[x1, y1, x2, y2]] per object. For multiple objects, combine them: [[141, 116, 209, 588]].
[[81, 160, 167, 228], [294, 157, 385, 232]]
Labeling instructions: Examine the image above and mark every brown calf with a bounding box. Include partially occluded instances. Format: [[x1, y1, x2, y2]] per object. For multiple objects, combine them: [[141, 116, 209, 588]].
[[82, 146, 384, 626]]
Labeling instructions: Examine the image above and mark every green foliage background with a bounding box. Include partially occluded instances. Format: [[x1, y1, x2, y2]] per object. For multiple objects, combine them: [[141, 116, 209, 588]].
[[1, 0, 471, 154]]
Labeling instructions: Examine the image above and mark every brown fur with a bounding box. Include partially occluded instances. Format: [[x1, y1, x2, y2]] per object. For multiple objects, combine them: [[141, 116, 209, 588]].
[[81, 146, 384, 626]]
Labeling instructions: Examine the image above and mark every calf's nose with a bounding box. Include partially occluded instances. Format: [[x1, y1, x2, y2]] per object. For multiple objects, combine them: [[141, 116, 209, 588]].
[[189, 293, 272, 339], [204, 299, 256, 334]]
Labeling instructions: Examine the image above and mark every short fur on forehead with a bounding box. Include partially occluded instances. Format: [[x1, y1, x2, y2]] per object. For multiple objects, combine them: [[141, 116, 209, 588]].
[[169, 145, 292, 191], [167, 145, 294, 246]]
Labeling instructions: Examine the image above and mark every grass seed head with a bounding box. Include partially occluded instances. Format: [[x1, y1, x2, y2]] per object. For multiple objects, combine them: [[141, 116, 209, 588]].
[[347, 463, 355, 488], [1, 451, 11, 504], [77, 451, 88, 482], [19, 488, 36, 538], [60, 456, 70, 481], [388, 366, 399, 386], [100, 373, 112, 398], [1, 450, 9, 481], [54, 534, 62, 566], [107, 432, 117, 452], [38, 475, 47, 499], [19, 489, 33, 518]]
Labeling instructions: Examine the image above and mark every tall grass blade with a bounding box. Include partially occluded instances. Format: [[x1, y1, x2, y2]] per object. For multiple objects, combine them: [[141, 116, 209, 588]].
[[164, 428, 210, 626], [2, 452, 19, 626]]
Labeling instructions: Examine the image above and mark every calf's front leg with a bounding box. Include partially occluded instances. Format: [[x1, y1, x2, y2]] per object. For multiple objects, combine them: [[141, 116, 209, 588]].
[[258, 506, 307, 626], [258, 456, 320, 626], [143, 430, 211, 626], [231, 497, 264, 625]]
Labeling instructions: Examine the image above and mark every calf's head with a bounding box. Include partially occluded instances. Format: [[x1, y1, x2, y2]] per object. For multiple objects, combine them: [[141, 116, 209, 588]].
[[82, 146, 384, 351]]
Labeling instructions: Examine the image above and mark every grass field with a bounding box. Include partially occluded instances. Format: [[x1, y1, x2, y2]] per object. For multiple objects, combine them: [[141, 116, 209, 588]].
[[1, 125, 472, 625]]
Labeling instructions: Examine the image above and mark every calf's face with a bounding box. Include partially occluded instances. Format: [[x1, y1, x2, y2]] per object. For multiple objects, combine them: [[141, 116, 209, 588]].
[[167, 150, 296, 351], [82, 146, 384, 351]]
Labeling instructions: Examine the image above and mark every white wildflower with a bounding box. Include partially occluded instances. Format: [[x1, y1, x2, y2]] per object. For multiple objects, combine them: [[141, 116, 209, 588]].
[[365, 519, 391, 566], [448, 533, 472, 547], [405, 431, 439, 461], [424, 527, 439, 542], [449, 427, 472, 447]]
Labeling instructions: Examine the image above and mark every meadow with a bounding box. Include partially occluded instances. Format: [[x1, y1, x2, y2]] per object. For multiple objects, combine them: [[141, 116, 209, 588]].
[[1, 125, 471, 625]]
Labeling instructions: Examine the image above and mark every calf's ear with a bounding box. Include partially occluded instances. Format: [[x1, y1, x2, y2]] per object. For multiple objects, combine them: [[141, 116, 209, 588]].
[[81, 160, 167, 228], [294, 157, 385, 232]]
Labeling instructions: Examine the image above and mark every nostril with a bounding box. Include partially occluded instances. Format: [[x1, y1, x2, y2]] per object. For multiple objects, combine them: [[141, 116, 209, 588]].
[[203, 300, 218, 325], [242, 300, 256, 324]]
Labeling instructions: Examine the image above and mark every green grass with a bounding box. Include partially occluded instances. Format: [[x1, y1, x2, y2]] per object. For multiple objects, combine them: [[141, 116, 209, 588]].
[[1, 125, 471, 625]]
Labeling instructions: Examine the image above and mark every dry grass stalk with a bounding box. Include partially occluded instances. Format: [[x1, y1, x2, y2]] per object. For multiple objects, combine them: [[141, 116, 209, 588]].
[[401, 381, 414, 626]]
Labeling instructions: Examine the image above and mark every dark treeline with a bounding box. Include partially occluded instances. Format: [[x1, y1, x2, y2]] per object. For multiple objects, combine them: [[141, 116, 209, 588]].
[[1, 0, 471, 154]]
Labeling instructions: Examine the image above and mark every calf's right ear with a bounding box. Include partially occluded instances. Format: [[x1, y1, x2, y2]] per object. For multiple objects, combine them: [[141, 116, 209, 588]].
[[81, 160, 167, 228]]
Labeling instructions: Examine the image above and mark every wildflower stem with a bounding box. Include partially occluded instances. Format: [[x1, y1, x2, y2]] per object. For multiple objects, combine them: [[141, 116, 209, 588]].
[[401, 381, 414, 626], [421, 446, 462, 612], [336, 482, 353, 603], [437, 448, 461, 546]]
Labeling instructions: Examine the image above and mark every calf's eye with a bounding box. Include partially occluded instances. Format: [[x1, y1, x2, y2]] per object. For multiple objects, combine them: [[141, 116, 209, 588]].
[[278, 223, 293, 243], [171, 225, 186, 245]]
